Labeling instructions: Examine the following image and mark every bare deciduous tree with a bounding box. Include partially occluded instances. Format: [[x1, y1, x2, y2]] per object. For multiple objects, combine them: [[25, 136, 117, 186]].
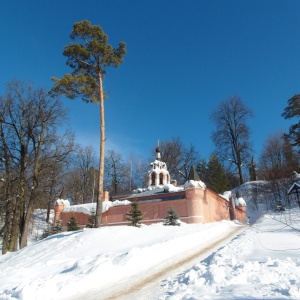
[[259, 132, 299, 181], [0, 80, 74, 253], [130, 157, 149, 190], [211, 96, 253, 185], [104, 150, 130, 195], [65, 145, 97, 204]]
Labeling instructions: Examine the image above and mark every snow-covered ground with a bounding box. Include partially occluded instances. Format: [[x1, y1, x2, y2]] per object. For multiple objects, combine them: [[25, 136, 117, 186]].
[[0, 204, 300, 299], [161, 208, 300, 300]]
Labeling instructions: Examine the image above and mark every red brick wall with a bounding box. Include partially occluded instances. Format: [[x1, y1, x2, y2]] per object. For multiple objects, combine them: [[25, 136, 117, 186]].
[[59, 212, 89, 229], [57, 187, 246, 227], [203, 189, 230, 222], [102, 198, 189, 225], [235, 206, 247, 223]]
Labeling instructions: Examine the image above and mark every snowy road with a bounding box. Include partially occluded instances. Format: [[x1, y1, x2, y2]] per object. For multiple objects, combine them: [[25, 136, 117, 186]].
[[84, 224, 247, 300]]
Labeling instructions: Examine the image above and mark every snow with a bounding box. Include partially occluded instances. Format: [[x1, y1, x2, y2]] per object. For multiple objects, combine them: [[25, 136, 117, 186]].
[[162, 209, 300, 299], [163, 184, 184, 192], [220, 190, 231, 200], [62, 200, 131, 214], [287, 182, 300, 195], [55, 199, 70, 207], [236, 196, 246, 206], [184, 179, 206, 189], [1, 199, 300, 299]]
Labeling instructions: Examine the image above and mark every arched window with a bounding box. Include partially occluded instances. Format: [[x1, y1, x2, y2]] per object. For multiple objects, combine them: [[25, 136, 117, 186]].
[[159, 173, 164, 185], [151, 173, 156, 186]]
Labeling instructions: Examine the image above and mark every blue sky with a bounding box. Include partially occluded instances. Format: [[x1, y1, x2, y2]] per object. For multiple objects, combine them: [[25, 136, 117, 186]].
[[1, 1, 300, 162]]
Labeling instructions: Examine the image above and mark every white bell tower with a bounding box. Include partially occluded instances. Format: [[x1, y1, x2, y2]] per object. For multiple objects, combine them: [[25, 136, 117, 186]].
[[148, 144, 170, 187]]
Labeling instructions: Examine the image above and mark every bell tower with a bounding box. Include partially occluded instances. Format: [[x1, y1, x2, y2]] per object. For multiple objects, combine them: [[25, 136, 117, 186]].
[[148, 143, 170, 187]]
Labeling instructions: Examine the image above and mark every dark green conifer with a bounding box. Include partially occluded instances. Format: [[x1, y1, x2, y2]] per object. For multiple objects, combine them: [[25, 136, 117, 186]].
[[41, 224, 52, 239], [86, 208, 96, 228], [282, 94, 300, 149], [163, 207, 180, 226], [67, 215, 80, 231], [52, 219, 62, 234], [206, 154, 230, 194], [126, 201, 143, 227], [197, 154, 230, 194]]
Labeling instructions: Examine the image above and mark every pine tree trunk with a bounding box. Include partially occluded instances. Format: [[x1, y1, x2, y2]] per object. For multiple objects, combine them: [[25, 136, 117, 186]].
[[95, 73, 104, 228]]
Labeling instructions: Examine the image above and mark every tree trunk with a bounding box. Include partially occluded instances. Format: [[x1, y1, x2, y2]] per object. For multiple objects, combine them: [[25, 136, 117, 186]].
[[95, 73, 104, 228], [2, 177, 13, 254], [8, 201, 20, 252], [2, 203, 12, 254], [20, 200, 35, 248], [238, 163, 244, 185], [20, 138, 42, 248], [46, 200, 51, 223]]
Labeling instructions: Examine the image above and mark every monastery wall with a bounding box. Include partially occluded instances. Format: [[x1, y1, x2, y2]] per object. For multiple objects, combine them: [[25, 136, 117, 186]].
[[56, 186, 246, 228], [55, 149, 247, 228], [203, 188, 231, 222]]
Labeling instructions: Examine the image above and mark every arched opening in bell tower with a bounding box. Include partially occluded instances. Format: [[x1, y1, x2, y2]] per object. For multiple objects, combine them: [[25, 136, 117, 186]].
[[151, 173, 156, 186], [159, 173, 164, 185]]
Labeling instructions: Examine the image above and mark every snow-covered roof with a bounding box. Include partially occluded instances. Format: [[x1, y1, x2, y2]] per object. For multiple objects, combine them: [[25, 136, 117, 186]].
[[149, 159, 168, 172], [163, 184, 184, 192], [184, 180, 206, 189], [62, 200, 131, 214], [219, 191, 231, 201], [55, 199, 70, 207]]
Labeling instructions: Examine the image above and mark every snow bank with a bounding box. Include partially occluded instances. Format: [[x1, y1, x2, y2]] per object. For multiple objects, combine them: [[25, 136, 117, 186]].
[[160, 209, 300, 299], [219, 191, 246, 206], [0, 220, 240, 300], [1, 198, 300, 299]]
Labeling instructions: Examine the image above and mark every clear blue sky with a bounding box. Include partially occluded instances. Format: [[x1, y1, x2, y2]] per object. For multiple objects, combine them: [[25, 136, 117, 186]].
[[1, 1, 300, 162]]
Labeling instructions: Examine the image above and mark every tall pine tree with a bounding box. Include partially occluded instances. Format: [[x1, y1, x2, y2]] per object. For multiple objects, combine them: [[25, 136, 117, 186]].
[[50, 20, 126, 227]]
